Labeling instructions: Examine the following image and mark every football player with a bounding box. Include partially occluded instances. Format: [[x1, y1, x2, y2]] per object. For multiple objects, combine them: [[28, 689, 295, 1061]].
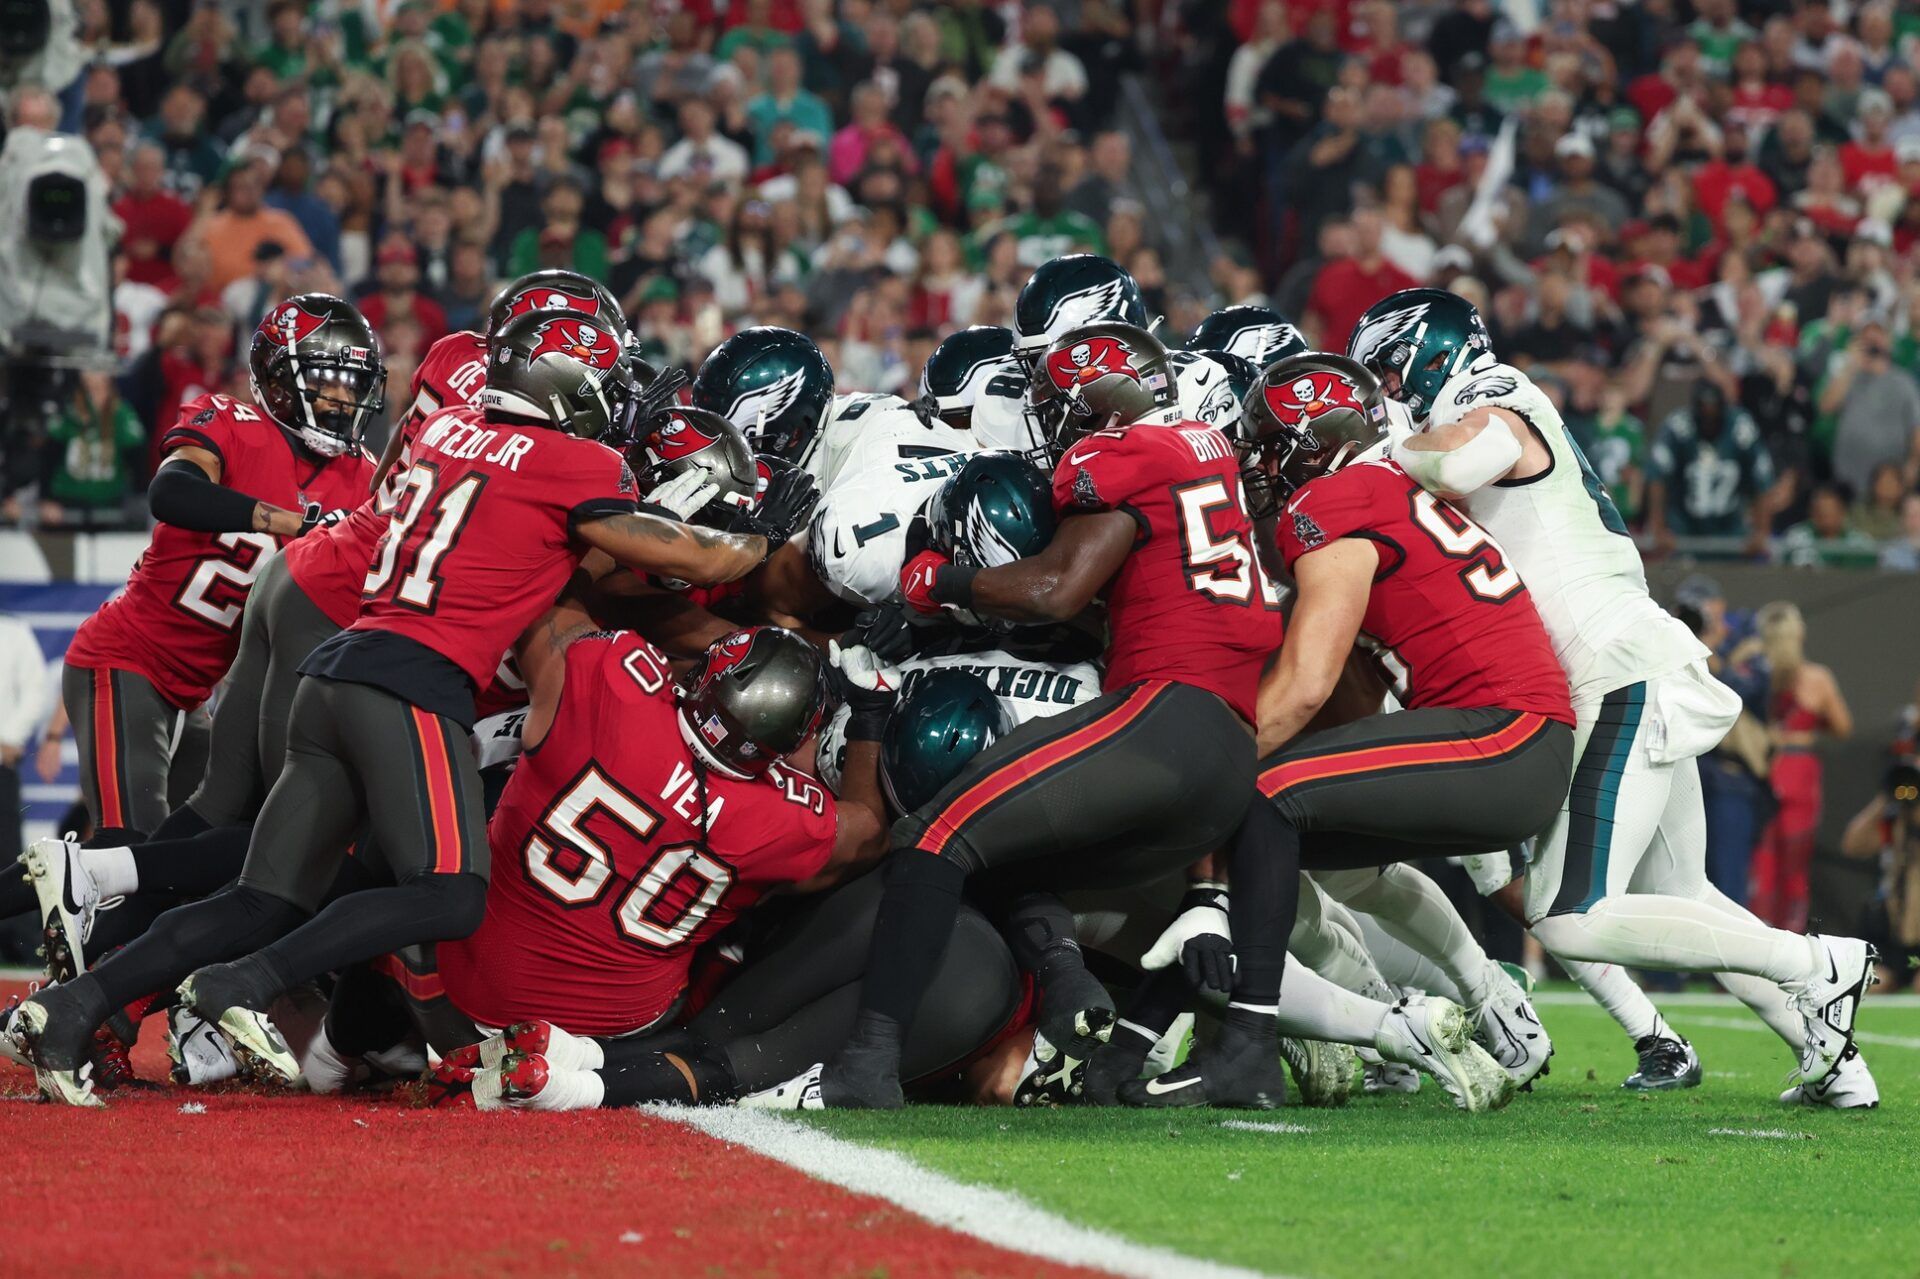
[[50, 295, 379, 848], [1138, 353, 1580, 1111], [752, 321, 1282, 1109], [1185, 304, 1308, 370], [15, 312, 805, 1106], [916, 325, 1019, 432], [1359, 287, 1878, 1105]]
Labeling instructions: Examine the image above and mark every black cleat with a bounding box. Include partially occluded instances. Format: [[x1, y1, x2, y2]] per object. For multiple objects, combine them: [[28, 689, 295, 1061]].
[[1622, 1034, 1701, 1091], [1076, 1024, 1158, 1107], [1120, 1017, 1287, 1110]]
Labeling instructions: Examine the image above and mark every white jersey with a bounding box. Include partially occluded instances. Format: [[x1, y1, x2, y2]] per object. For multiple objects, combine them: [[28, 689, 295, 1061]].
[[1418, 361, 1705, 703], [806, 440, 978, 607], [970, 373, 1043, 457], [813, 648, 1102, 795], [802, 392, 976, 491]]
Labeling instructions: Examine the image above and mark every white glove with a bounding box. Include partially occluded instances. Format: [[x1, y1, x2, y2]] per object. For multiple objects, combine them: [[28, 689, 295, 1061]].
[[1448, 851, 1515, 897], [827, 639, 899, 694], [1141, 883, 1234, 995], [643, 470, 720, 521]]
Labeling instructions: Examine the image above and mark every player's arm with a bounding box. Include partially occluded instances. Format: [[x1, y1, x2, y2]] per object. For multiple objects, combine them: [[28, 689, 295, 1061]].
[[148, 444, 309, 538], [575, 509, 768, 586], [1393, 405, 1529, 499], [742, 540, 841, 626], [1255, 538, 1376, 756], [510, 593, 602, 751], [902, 510, 1135, 624], [578, 569, 738, 657], [786, 740, 889, 893]]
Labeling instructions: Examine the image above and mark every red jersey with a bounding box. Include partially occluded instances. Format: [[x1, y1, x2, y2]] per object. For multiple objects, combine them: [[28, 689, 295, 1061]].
[[1276, 460, 1573, 724], [400, 329, 489, 430], [1051, 421, 1282, 722], [438, 632, 835, 1035], [65, 394, 372, 708], [310, 405, 637, 713]]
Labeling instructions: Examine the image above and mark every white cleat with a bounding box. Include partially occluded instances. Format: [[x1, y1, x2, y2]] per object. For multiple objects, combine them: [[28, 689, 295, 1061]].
[[217, 1007, 305, 1089], [1474, 962, 1553, 1090], [1791, 935, 1875, 1085], [481, 1020, 601, 1072], [1356, 1045, 1421, 1094], [739, 1062, 827, 1111], [23, 836, 98, 982], [1281, 1036, 1356, 1107], [12, 999, 102, 1108], [1780, 1043, 1878, 1109], [1377, 996, 1515, 1113], [472, 1052, 599, 1112], [166, 1004, 240, 1087], [0, 997, 33, 1068]]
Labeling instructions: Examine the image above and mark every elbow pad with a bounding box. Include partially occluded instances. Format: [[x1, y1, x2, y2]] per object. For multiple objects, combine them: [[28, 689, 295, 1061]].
[[1392, 421, 1523, 497], [149, 460, 262, 533]]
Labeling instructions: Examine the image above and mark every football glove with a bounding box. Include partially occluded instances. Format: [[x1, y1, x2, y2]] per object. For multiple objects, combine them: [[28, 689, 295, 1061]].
[[1141, 881, 1234, 996], [641, 469, 720, 522], [729, 465, 819, 549], [849, 601, 915, 663], [297, 503, 349, 537], [826, 639, 897, 740]]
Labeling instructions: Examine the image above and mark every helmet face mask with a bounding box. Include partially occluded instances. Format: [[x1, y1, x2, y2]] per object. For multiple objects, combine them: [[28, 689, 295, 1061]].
[[248, 294, 387, 457], [676, 627, 830, 780], [481, 312, 635, 439], [1240, 353, 1389, 515]]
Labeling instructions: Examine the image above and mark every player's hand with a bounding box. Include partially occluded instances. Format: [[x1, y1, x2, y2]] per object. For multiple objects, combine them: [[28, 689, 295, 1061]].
[[850, 602, 915, 663], [642, 470, 721, 522], [826, 639, 897, 740], [297, 503, 349, 537], [729, 466, 819, 550], [34, 734, 62, 782], [1141, 882, 1234, 996], [899, 549, 950, 615]]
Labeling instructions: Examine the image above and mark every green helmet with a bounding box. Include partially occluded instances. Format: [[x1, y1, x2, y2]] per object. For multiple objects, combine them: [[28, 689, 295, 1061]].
[[1186, 305, 1307, 369], [1013, 254, 1148, 369], [1239, 352, 1390, 516], [880, 669, 1013, 813], [1204, 350, 1263, 444], [917, 325, 1017, 428], [488, 269, 627, 340], [1345, 287, 1492, 420], [690, 326, 836, 463], [480, 311, 634, 439]]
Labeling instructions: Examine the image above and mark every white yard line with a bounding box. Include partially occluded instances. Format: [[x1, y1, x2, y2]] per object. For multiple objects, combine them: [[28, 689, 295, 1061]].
[[1219, 1120, 1312, 1134], [1707, 1128, 1815, 1140], [655, 1106, 1288, 1279], [1682, 1014, 1920, 1052]]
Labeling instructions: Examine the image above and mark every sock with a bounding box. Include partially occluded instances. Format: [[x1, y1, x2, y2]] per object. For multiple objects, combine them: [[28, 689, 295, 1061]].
[[1114, 964, 1194, 1047], [150, 803, 213, 842], [80, 847, 138, 899], [83, 826, 146, 849], [1353, 911, 1464, 1003], [299, 1024, 358, 1095], [1555, 957, 1662, 1041], [999, 892, 1090, 990], [1532, 895, 1818, 985], [1227, 802, 1302, 1009], [600, 1049, 735, 1107], [838, 850, 967, 1077], [86, 884, 305, 1011], [252, 874, 488, 998], [130, 826, 254, 898], [1273, 960, 1390, 1047], [1323, 863, 1495, 1010]]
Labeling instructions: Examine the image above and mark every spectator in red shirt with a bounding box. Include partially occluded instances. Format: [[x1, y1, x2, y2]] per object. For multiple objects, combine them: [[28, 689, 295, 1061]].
[[1414, 116, 1465, 214], [1694, 122, 1778, 233], [1726, 41, 1792, 136], [113, 141, 193, 292], [1306, 207, 1418, 347], [357, 236, 448, 349], [153, 306, 233, 470], [1840, 88, 1899, 191]]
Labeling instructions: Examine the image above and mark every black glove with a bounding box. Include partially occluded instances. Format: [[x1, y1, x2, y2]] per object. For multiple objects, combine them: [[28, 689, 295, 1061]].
[[850, 602, 915, 664], [297, 503, 347, 538], [729, 465, 819, 549], [1141, 882, 1234, 996]]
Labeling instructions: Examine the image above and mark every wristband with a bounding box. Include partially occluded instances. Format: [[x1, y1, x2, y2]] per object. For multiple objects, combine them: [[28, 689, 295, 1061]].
[[930, 564, 979, 609]]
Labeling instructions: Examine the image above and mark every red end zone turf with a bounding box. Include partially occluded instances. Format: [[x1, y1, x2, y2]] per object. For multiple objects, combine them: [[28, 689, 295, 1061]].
[[0, 982, 1101, 1278]]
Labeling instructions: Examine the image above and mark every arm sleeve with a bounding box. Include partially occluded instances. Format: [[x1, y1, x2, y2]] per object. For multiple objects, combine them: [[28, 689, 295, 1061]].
[[148, 459, 265, 532], [1391, 417, 1523, 496]]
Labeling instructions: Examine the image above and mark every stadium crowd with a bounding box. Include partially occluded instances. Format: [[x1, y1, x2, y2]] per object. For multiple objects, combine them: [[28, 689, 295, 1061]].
[[0, 0, 1915, 569]]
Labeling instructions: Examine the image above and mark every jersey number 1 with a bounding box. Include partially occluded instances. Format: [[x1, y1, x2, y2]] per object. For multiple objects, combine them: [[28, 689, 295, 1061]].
[[363, 462, 486, 611]]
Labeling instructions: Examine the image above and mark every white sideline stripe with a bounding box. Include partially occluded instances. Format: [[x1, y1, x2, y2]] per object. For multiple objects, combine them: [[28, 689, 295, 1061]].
[[655, 1106, 1287, 1279], [1532, 991, 1920, 1009], [1220, 1120, 1312, 1134], [1707, 1128, 1814, 1140], [1683, 1014, 1920, 1052]]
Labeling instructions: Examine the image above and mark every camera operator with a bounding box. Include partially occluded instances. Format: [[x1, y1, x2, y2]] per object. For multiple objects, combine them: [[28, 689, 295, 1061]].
[[0, 0, 84, 135], [1840, 760, 1920, 993]]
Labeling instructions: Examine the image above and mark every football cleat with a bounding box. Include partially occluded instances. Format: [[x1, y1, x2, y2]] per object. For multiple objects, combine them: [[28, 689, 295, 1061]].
[[1779, 1042, 1878, 1109], [1791, 935, 1875, 1085], [167, 1003, 240, 1087], [427, 1048, 481, 1109], [481, 1020, 600, 1072], [87, 1026, 150, 1092], [1281, 1036, 1356, 1108], [740, 1058, 906, 1110], [1119, 1014, 1287, 1110], [0, 997, 29, 1068], [739, 1061, 827, 1111], [470, 1051, 597, 1112], [177, 973, 303, 1088], [1362, 1057, 1422, 1094], [1377, 996, 1514, 1113], [1020, 1004, 1117, 1106], [23, 836, 98, 983], [1622, 1034, 1700, 1091], [11, 998, 102, 1107], [1474, 962, 1552, 1089]]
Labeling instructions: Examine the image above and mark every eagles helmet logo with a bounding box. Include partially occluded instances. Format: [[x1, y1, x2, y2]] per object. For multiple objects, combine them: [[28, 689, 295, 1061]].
[[527, 319, 620, 371], [650, 413, 720, 461], [1041, 278, 1128, 337], [1346, 302, 1431, 371], [502, 286, 603, 322], [259, 302, 327, 348], [1264, 369, 1367, 429], [1044, 336, 1140, 390], [725, 368, 807, 435]]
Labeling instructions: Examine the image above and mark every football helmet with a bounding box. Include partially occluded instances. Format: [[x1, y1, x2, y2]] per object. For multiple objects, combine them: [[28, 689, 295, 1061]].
[[880, 669, 1013, 814], [480, 311, 634, 439], [927, 450, 1057, 570], [1025, 321, 1178, 454], [1239, 352, 1390, 516], [1186, 305, 1308, 369], [690, 326, 836, 464], [677, 627, 831, 780], [1013, 254, 1148, 371], [627, 406, 759, 529], [248, 294, 386, 457], [1346, 287, 1492, 420], [917, 325, 1017, 429], [1207, 351, 1263, 444], [488, 269, 627, 340]]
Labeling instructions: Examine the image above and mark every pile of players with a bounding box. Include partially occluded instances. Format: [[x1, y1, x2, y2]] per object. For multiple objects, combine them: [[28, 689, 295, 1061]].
[[3, 251, 1882, 1116]]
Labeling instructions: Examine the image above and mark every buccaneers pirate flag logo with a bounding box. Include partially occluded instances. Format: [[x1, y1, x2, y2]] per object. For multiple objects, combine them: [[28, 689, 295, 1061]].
[[1043, 336, 1142, 392], [1263, 369, 1371, 429], [259, 301, 327, 348], [528, 319, 621, 371], [650, 413, 721, 462]]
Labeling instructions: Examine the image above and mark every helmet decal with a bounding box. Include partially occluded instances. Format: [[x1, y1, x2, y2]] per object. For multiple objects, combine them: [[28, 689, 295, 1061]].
[[725, 367, 806, 434], [1044, 335, 1141, 390], [1225, 322, 1306, 365], [504, 285, 603, 321], [260, 301, 328, 348], [650, 412, 721, 461], [703, 631, 756, 681], [528, 319, 620, 371], [1346, 301, 1432, 372], [1041, 277, 1128, 338], [1263, 368, 1372, 429], [966, 495, 1026, 567]]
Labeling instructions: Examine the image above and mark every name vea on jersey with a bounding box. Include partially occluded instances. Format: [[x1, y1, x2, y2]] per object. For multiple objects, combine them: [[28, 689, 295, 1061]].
[[415, 413, 537, 471], [899, 661, 1090, 707]]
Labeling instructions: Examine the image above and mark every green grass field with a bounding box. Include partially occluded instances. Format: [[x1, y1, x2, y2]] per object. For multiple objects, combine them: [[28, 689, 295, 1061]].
[[806, 991, 1920, 1279]]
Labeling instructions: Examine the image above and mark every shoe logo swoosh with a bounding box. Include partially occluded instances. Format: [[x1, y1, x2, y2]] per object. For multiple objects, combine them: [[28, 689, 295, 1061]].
[[59, 850, 85, 918], [1143, 1072, 1201, 1095]]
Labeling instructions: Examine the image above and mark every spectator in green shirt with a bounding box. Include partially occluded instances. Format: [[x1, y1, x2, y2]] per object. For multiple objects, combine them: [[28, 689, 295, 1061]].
[[1777, 482, 1882, 567], [42, 374, 146, 528], [1484, 21, 1548, 113], [252, 1, 308, 81], [747, 48, 834, 168], [1576, 386, 1649, 526], [716, 0, 795, 63], [997, 167, 1106, 267], [507, 177, 611, 281]]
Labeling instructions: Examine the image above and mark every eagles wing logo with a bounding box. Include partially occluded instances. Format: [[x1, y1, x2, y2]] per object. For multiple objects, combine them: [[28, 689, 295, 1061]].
[[1230, 322, 1305, 365], [726, 368, 807, 435], [1043, 336, 1140, 391], [1454, 374, 1517, 406], [1346, 303, 1430, 368], [650, 413, 720, 462], [528, 319, 619, 371], [1263, 370, 1366, 429], [966, 495, 1025, 567], [1042, 278, 1127, 337], [259, 302, 327, 348], [506, 287, 601, 321]]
